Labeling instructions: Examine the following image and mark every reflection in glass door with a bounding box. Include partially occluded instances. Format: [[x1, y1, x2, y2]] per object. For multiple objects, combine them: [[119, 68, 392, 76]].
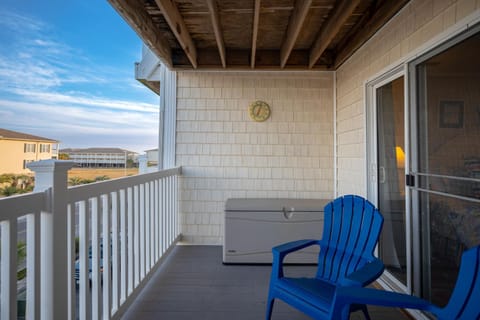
[[376, 77, 407, 286]]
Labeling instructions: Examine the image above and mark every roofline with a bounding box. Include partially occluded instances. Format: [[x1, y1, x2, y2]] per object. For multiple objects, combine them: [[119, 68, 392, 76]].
[[0, 136, 59, 143]]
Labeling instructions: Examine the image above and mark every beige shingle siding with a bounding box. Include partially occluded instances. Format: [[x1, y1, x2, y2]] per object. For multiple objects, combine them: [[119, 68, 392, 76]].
[[335, 0, 480, 196], [176, 71, 334, 244]]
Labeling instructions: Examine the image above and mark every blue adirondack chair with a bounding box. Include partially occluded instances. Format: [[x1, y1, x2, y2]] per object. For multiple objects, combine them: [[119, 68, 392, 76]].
[[331, 244, 480, 320], [266, 195, 384, 320]]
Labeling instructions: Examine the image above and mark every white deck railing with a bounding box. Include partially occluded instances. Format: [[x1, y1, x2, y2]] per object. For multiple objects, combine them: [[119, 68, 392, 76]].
[[0, 160, 182, 319]]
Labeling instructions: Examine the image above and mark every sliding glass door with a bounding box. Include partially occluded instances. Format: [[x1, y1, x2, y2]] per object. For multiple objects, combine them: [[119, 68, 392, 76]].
[[411, 29, 480, 305], [376, 77, 407, 286], [367, 69, 409, 291]]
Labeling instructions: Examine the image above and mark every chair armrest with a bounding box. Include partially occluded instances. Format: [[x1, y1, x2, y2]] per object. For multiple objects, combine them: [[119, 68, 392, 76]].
[[339, 258, 384, 287], [332, 286, 437, 317], [272, 239, 319, 258], [271, 239, 319, 279]]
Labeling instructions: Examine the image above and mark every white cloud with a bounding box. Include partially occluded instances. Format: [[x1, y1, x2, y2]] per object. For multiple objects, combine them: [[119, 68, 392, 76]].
[[0, 98, 158, 152], [0, 10, 159, 152]]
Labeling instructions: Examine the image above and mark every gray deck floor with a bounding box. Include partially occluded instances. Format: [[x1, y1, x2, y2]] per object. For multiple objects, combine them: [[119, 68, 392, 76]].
[[122, 246, 411, 320]]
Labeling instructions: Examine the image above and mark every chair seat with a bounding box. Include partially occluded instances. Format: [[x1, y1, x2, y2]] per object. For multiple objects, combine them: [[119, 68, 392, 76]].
[[276, 278, 336, 312]]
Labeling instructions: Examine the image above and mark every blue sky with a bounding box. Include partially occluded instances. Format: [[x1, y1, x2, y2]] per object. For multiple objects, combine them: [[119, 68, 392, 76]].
[[0, 1, 159, 153]]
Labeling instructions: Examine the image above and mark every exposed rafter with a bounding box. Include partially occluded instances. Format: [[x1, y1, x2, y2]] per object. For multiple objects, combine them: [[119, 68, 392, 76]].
[[108, 0, 412, 70], [309, 0, 361, 68], [108, 0, 172, 68], [206, 0, 226, 68], [250, 0, 261, 68], [334, 0, 410, 68], [155, 0, 198, 68], [280, 0, 312, 68]]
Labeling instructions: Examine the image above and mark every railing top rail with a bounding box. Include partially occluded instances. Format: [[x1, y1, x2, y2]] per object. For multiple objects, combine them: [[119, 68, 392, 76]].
[[0, 191, 46, 221], [68, 166, 182, 203]]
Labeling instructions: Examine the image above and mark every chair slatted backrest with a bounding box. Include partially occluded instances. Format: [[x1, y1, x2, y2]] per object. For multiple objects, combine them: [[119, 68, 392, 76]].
[[440, 245, 480, 319], [316, 195, 383, 283]]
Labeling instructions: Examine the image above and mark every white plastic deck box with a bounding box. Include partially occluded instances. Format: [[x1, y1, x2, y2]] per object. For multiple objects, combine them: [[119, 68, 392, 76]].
[[223, 198, 329, 264]]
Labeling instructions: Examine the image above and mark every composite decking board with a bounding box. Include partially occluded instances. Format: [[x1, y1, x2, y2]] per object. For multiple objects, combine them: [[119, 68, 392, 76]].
[[123, 245, 410, 320]]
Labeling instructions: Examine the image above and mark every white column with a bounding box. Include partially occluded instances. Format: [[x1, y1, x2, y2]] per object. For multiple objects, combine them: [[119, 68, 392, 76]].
[[163, 66, 177, 169], [158, 64, 165, 171], [28, 160, 74, 320]]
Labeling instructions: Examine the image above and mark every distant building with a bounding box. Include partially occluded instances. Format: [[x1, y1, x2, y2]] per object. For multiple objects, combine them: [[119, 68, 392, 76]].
[[0, 128, 59, 174], [145, 148, 158, 167], [60, 148, 137, 168]]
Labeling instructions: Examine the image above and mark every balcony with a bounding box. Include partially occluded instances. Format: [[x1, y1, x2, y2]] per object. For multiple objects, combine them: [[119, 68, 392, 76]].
[[0, 159, 412, 319]]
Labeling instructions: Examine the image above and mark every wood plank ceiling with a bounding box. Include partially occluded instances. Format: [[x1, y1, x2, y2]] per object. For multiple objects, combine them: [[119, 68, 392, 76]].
[[109, 0, 410, 71]]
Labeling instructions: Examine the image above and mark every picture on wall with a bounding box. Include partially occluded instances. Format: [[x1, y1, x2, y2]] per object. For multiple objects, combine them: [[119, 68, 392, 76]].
[[439, 100, 464, 128]]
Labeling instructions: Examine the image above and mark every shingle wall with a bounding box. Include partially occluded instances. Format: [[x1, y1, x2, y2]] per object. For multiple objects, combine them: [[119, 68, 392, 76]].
[[335, 0, 480, 196], [176, 72, 334, 244]]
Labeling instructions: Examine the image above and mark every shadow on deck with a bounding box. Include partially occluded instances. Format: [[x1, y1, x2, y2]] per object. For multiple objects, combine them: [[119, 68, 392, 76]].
[[123, 246, 411, 320]]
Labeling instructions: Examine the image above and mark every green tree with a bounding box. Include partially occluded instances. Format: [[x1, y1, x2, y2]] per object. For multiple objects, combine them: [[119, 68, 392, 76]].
[[68, 177, 83, 186], [58, 153, 70, 160], [1, 186, 19, 196]]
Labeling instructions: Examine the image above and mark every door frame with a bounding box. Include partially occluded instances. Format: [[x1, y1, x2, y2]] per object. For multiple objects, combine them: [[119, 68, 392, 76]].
[[365, 64, 412, 294]]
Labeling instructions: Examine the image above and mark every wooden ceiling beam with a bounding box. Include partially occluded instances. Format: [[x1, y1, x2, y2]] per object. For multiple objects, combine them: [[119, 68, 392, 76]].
[[334, 0, 410, 69], [154, 0, 198, 68], [280, 0, 312, 68], [108, 0, 172, 68], [206, 0, 226, 68], [250, 0, 261, 68], [308, 0, 361, 68]]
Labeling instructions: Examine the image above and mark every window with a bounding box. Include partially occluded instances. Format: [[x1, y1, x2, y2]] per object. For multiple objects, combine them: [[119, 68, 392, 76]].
[[40, 144, 50, 153], [23, 159, 34, 169], [24, 143, 36, 153]]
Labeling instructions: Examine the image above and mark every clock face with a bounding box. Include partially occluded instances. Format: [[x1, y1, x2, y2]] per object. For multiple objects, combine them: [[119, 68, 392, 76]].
[[248, 100, 271, 122]]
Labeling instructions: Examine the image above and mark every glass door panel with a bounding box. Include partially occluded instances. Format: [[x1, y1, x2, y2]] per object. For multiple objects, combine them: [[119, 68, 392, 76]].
[[415, 31, 480, 305], [376, 76, 407, 286]]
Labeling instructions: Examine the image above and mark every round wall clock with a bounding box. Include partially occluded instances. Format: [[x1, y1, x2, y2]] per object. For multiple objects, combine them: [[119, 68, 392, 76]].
[[248, 100, 271, 122]]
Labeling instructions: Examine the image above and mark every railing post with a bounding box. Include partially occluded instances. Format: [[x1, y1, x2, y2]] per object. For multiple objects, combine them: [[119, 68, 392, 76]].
[[28, 160, 74, 320]]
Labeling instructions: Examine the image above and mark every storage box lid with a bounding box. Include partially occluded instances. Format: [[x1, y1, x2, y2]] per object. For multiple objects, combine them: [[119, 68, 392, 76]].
[[225, 198, 330, 212]]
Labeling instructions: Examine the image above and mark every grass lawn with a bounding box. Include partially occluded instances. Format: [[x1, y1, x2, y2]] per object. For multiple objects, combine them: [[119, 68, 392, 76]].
[[68, 168, 138, 180]]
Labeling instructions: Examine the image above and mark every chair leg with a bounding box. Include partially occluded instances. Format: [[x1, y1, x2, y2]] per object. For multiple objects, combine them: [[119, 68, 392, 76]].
[[266, 296, 275, 320], [360, 305, 371, 320]]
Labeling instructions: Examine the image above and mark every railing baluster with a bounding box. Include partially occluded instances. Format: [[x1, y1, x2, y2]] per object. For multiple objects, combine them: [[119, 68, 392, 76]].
[[174, 175, 178, 237], [154, 180, 159, 261], [133, 185, 140, 287], [140, 184, 145, 279], [144, 182, 150, 273], [91, 197, 101, 320], [79, 200, 91, 320], [150, 181, 155, 268], [161, 178, 166, 254], [0, 219, 17, 320], [127, 187, 134, 294], [31, 211, 41, 320], [167, 176, 171, 245], [119, 189, 127, 304], [67, 205, 76, 320], [150, 181, 154, 270], [102, 194, 111, 319], [111, 191, 119, 312]]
